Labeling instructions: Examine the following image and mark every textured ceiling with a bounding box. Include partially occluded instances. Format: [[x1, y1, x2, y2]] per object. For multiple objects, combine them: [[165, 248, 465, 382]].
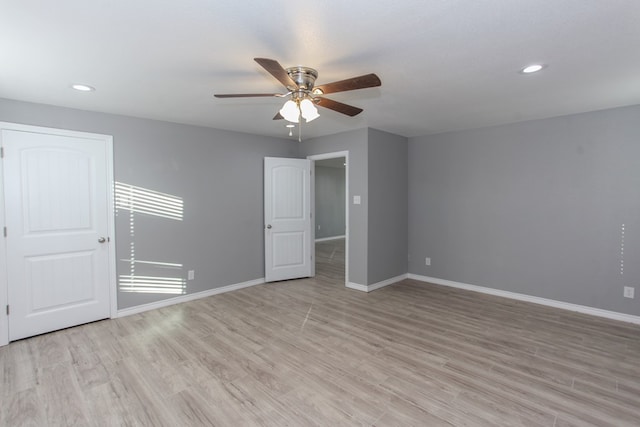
[[1, 1, 639, 140]]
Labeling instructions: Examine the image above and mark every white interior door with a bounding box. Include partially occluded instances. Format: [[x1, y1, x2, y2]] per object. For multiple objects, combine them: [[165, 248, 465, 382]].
[[2, 124, 114, 342], [264, 157, 312, 282]]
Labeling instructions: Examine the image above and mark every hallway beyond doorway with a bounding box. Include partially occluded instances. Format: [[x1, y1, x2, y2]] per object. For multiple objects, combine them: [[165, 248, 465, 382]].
[[315, 238, 345, 284]]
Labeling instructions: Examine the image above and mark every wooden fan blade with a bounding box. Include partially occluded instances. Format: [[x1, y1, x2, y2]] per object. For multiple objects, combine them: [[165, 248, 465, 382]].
[[313, 73, 381, 95], [273, 112, 284, 120], [214, 93, 282, 98], [316, 97, 363, 117], [254, 58, 298, 89]]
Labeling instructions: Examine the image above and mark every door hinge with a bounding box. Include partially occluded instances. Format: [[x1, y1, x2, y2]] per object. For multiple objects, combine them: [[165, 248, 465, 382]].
[[5, 305, 9, 316], [0, 147, 4, 158], [3, 227, 6, 237]]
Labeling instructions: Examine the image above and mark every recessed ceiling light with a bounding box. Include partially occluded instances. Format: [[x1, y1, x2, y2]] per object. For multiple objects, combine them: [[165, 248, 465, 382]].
[[520, 64, 546, 74], [71, 84, 95, 92]]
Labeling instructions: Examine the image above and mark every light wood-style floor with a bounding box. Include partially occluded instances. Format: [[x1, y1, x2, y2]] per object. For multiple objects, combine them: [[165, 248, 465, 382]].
[[2, 238, 640, 426]]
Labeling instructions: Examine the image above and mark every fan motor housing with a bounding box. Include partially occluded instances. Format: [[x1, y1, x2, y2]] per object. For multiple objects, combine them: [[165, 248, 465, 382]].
[[286, 66, 318, 91]]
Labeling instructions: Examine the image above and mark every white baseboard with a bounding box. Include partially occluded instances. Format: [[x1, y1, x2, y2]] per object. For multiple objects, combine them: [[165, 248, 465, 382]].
[[315, 235, 346, 242], [116, 277, 265, 318], [117, 272, 640, 325], [368, 273, 409, 292], [408, 274, 640, 325], [347, 273, 408, 293], [346, 282, 368, 292]]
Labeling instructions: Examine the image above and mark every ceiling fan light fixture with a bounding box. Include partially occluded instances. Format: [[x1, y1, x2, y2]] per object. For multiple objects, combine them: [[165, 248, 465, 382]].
[[214, 58, 381, 123], [279, 100, 300, 123], [300, 98, 320, 122]]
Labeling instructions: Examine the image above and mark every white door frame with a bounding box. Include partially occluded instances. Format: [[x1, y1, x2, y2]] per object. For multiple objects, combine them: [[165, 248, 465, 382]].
[[307, 151, 349, 288], [0, 122, 117, 347]]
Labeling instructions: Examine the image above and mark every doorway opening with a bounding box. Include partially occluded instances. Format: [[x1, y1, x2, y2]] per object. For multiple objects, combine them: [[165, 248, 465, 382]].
[[308, 151, 348, 287]]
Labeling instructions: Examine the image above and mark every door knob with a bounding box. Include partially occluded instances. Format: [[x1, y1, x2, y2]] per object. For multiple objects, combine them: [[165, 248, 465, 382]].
[[266, 224, 272, 229], [98, 237, 107, 243]]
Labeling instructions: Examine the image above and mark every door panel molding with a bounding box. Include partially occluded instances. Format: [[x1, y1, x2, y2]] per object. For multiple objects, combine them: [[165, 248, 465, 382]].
[[0, 122, 116, 346]]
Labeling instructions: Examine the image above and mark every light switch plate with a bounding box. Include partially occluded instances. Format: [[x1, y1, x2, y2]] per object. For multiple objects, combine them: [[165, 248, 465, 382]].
[[353, 195, 361, 205]]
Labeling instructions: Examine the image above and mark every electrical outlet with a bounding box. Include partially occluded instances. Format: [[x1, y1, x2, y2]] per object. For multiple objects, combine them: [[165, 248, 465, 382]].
[[188, 270, 195, 281], [623, 286, 634, 299], [425, 257, 431, 266]]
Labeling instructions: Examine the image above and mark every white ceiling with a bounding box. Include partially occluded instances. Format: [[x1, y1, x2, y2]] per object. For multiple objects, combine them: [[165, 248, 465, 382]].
[[2, 1, 639, 140]]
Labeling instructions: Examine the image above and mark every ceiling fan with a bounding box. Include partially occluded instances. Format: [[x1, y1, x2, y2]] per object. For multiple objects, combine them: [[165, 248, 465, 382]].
[[214, 58, 381, 124]]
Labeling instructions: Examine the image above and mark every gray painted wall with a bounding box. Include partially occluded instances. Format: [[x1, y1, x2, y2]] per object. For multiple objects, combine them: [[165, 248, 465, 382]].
[[409, 105, 640, 316], [0, 98, 297, 309], [8, 95, 634, 317], [314, 164, 346, 240], [300, 129, 369, 285], [368, 129, 408, 284], [301, 128, 409, 287]]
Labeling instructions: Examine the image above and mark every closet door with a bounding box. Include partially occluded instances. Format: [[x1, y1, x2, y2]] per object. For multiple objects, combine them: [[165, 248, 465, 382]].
[[2, 124, 114, 341]]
